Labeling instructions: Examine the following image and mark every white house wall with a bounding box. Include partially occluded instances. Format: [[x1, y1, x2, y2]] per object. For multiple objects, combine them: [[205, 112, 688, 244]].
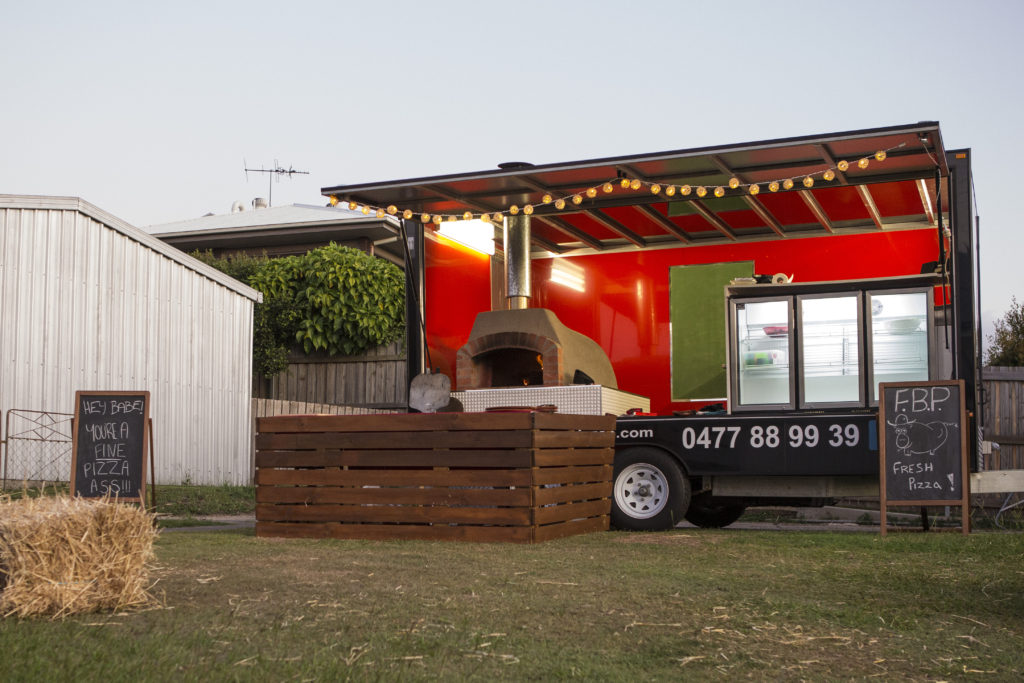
[[0, 198, 257, 485]]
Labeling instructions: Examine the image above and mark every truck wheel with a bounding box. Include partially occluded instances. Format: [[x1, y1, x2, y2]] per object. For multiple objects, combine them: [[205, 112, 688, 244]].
[[611, 448, 690, 531], [684, 494, 747, 528]]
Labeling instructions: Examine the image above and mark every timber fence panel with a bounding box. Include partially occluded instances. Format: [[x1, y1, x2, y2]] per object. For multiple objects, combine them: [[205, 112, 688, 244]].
[[982, 367, 1024, 470]]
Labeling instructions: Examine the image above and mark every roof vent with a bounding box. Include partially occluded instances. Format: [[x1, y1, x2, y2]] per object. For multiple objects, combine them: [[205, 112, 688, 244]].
[[231, 200, 246, 213], [252, 197, 269, 209], [497, 161, 534, 170]]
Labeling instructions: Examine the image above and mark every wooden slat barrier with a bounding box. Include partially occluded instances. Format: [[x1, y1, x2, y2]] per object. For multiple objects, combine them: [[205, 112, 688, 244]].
[[255, 412, 617, 543]]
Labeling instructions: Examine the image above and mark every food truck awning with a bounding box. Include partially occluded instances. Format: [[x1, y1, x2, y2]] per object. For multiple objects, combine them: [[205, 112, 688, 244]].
[[322, 122, 950, 254]]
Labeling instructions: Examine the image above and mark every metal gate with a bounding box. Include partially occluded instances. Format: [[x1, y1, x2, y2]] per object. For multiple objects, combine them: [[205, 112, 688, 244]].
[[1, 409, 74, 490]]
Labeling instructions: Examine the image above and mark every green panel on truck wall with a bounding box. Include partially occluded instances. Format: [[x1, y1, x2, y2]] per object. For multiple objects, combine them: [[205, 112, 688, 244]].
[[670, 261, 753, 401]]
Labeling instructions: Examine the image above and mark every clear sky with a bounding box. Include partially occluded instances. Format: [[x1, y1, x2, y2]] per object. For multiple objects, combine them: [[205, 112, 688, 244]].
[[3, 0, 1021, 346]]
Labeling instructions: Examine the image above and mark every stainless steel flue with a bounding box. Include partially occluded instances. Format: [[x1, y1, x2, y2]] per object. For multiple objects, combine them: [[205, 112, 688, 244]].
[[504, 214, 531, 310]]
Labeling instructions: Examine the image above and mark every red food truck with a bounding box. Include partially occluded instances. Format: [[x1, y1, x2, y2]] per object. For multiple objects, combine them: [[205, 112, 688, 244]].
[[322, 121, 984, 530]]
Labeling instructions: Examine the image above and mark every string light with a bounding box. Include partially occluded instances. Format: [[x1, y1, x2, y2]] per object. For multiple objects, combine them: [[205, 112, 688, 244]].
[[325, 143, 902, 224]]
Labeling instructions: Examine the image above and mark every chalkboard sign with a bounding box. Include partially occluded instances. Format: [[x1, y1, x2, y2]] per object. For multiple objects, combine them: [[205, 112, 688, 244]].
[[878, 380, 969, 534], [70, 391, 150, 502]]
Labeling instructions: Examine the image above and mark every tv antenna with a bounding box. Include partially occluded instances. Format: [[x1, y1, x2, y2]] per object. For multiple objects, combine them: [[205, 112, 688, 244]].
[[243, 159, 309, 207]]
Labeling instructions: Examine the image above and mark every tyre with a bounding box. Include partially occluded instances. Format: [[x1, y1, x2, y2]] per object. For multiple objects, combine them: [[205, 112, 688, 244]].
[[683, 494, 747, 528], [611, 448, 690, 531]]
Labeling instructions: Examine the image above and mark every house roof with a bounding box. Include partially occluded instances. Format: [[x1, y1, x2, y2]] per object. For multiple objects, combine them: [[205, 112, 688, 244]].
[[321, 121, 951, 255], [147, 203, 406, 263], [0, 194, 261, 301]]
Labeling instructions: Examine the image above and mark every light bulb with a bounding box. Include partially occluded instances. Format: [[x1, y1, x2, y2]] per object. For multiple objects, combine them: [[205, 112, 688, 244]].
[[433, 214, 443, 224], [783, 179, 794, 190], [620, 178, 631, 189], [523, 204, 534, 215], [665, 185, 676, 197], [387, 205, 397, 214], [509, 205, 519, 215], [650, 183, 661, 195], [447, 215, 456, 221], [696, 186, 707, 197], [680, 185, 692, 196], [542, 194, 553, 204], [328, 195, 339, 206], [361, 206, 370, 215], [403, 209, 413, 219], [713, 186, 725, 197], [421, 213, 431, 223], [802, 176, 814, 188], [823, 170, 835, 181], [630, 179, 642, 190], [602, 182, 614, 193], [769, 181, 780, 192], [875, 150, 887, 162], [586, 187, 597, 198], [463, 211, 473, 221], [858, 157, 870, 169], [348, 201, 358, 210], [572, 194, 583, 205], [749, 184, 760, 195], [837, 160, 849, 172], [555, 198, 566, 210], [376, 208, 385, 218], [728, 177, 740, 189]]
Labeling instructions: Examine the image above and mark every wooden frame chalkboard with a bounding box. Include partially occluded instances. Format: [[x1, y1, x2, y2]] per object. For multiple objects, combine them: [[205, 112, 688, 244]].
[[70, 391, 150, 504], [878, 380, 969, 535]]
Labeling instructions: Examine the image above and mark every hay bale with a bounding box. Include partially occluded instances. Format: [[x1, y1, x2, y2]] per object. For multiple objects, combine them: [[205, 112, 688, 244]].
[[0, 494, 159, 618]]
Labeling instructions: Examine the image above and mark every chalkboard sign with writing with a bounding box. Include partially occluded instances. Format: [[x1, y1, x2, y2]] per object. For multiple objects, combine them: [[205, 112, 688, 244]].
[[878, 380, 969, 535], [71, 391, 149, 502]]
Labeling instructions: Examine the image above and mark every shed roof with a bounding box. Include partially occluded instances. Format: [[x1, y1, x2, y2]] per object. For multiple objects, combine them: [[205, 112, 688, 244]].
[[0, 194, 261, 301], [322, 121, 951, 255]]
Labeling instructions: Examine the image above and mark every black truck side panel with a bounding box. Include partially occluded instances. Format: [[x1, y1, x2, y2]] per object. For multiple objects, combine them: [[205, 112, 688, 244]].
[[615, 413, 879, 477]]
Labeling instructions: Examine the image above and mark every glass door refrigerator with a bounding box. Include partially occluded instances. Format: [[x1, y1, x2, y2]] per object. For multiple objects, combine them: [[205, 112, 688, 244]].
[[727, 279, 937, 412]]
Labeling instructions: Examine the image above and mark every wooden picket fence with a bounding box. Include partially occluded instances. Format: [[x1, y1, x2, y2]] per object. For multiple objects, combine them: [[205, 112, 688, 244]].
[[254, 412, 616, 543], [983, 366, 1024, 470], [253, 342, 407, 411]]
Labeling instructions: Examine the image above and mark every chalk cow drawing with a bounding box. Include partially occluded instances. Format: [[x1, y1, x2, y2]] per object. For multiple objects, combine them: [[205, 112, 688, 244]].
[[887, 413, 957, 458]]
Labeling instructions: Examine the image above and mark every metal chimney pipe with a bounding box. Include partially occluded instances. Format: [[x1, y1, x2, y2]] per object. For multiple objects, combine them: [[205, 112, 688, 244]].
[[504, 214, 532, 310]]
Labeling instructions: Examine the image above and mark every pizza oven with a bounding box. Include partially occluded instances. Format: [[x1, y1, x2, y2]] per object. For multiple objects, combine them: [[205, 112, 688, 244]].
[[455, 307, 617, 390]]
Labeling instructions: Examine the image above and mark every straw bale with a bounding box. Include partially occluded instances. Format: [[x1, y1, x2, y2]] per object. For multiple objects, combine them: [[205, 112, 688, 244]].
[[0, 494, 159, 618]]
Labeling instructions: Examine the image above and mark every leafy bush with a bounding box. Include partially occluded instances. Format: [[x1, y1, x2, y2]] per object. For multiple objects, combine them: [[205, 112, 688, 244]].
[[193, 244, 405, 373]]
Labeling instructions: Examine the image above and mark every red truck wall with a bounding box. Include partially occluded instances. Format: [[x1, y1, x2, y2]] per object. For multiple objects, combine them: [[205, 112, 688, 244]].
[[425, 227, 939, 415]]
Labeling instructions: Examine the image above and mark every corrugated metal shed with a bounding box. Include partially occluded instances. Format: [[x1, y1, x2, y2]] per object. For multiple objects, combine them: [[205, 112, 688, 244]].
[[0, 194, 260, 485]]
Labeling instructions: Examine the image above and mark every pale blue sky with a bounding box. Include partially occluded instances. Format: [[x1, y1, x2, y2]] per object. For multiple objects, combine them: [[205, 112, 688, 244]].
[[3, 0, 1021, 344]]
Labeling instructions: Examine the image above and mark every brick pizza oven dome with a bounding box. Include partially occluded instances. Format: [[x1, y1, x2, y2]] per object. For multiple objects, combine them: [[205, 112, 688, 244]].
[[456, 308, 617, 390]]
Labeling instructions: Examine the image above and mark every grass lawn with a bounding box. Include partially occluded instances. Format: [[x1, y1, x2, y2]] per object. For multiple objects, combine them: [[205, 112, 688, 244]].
[[1, 526, 1022, 681]]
